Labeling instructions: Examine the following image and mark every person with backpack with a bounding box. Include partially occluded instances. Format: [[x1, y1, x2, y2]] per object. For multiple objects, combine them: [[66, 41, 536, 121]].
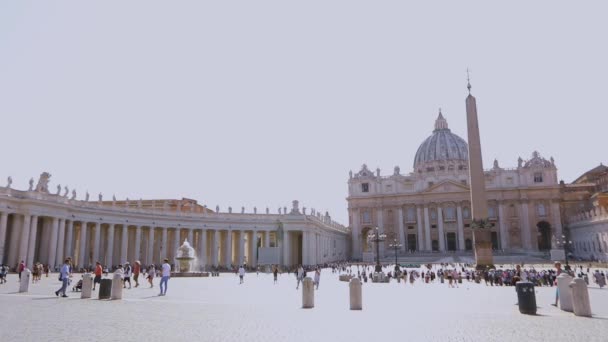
[[123, 262, 132, 289]]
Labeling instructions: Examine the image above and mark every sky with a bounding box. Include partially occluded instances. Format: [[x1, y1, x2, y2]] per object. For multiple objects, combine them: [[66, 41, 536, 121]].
[[1, 1, 606, 224]]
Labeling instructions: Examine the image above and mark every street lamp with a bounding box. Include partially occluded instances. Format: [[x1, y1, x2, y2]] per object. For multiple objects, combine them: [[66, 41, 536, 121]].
[[367, 227, 386, 273], [557, 234, 573, 270], [388, 239, 402, 270]]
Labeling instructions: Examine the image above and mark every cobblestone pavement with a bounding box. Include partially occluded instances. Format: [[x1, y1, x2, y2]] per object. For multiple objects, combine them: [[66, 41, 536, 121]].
[[1, 268, 607, 342]]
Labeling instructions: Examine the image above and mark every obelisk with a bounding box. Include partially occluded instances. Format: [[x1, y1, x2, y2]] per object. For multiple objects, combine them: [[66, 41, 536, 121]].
[[465, 73, 494, 269]]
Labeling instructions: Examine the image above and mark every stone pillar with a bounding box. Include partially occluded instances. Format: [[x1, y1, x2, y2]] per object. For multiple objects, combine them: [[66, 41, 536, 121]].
[[106, 224, 115, 267], [283, 230, 290, 267], [264, 230, 270, 247], [237, 231, 245, 265], [18, 214, 32, 267], [212, 230, 219, 267], [198, 229, 207, 269], [7, 215, 22, 268], [498, 202, 508, 250], [376, 208, 385, 257], [79, 222, 88, 268], [65, 220, 74, 259], [520, 201, 532, 250], [48, 217, 59, 269], [551, 201, 563, 239], [26, 216, 38, 269], [423, 207, 431, 251], [161, 227, 168, 261], [416, 206, 424, 252], [351, 208, 361, 260], [224, 230, 232, 267], [302, 277, 314, 308], [147, 226, 154, 265], [349, 278, 362, 310], [249, 231, 257, 267], [93, 222, 101, 263], [188, 229, 194, 245], [0, 212, 8, 265], [173, 228, 181, 261], [397, 207, 405, 252], [437, 205, 445, 251], [120, 224, 128, 265], [134, 226, 141, 262], [456, 205, 465, 251], [56, 219, 66, 265]]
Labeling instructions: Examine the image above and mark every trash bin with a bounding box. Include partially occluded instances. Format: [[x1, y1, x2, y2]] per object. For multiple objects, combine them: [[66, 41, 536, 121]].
[[516, 281, 536, 315], [98, 279, 112, 300]]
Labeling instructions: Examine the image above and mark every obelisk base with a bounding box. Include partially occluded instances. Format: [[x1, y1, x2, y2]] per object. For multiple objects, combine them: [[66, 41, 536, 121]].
[[473, 230, 494, 270]]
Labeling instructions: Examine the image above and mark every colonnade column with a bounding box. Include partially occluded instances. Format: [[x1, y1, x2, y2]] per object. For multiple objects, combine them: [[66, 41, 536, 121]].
[[437, 206, 445, 251], [282, 230, 290, 267], [224, 230, 232, 267], [17, 214, 32, 267], [48, 217, 59, 269], [456, 205, 465, 251], [65, 220, 74, 259], [134, 226, 141, 262], [120, 224, 128, 265], [106, 224, 115, 267], [26, 216, 38, 269], [0, 212, 8, 265], [79, 222, 88, 268], [188, 229, 193, 245], [212, 230, 219, 267], [249, 231, 257, 267], [237, 231, 245, 265], [198, 229, 207, 269], [92, 222, 101, 263], [56, 219, 66, 265], [520, 201, 531, 249], [498, 202, 508, 250], [173, 228, 181, 261], [147, 226, 154, 265], [161, 227, 168, 261], [416, 206, 424, 252], [397, 207, 405, 252], [423, 207, 431, 251]]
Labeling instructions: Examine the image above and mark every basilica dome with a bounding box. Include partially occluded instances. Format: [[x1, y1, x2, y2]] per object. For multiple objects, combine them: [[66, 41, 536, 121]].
[[413, 111, 469, 171]]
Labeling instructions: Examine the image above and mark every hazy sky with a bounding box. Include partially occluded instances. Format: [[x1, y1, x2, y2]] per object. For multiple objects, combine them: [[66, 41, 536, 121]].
[[1, 1, 606, 224]]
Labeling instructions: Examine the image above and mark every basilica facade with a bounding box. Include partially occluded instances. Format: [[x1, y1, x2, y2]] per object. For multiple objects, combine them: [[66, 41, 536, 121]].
[[0, 174, 349, 271], [347, 110, 563, 260]]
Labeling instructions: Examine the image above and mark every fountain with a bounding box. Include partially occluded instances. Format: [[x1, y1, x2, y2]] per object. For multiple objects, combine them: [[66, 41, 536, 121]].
[[172, 239, 209, 277]]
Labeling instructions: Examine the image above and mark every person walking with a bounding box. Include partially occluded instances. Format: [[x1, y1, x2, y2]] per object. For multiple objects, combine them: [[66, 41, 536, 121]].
[[92, 261, 103, 290], [159, 259, 171, 296], [18, 260, 25, 281], [313, 268, 321, 289], [54, 259, 70, 298], [296, 265, 304, 289], [238, 265, 245, 284], [133, 261, 141, 288], [273, 266, 278, 284], [123, 262, 132, 289], [147, 264, 155, 288]]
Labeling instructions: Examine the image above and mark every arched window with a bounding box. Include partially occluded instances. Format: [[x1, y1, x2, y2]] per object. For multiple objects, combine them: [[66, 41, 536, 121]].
[[537, 204, 546, 217], [488, 206, 496, 218], [362, 211, 371, 224], [463, 207, 470, 219], [430, 208, 437, 220], [406, 207, 416, 222], [445, 207, 456, 220]]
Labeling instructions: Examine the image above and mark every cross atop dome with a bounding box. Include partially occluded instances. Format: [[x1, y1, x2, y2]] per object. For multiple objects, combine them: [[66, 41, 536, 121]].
[[434, 108, 449, 131]]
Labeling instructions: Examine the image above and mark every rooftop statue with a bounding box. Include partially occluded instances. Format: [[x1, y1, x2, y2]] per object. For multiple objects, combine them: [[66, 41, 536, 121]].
[[28, 178, 34, 191], [35, 172, 51, 193], [56, 184, 61, 195], [63, 186, 69, 197], [71, 189, 76, 200], [6, 176, 12, 188]]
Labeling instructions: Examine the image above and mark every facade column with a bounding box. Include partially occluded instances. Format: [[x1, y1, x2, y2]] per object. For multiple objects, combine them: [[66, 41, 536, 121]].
[[161, 227, 168, 261], [26, 215, 39, 269], [423, 206, 432, 251], [498, 202, 508, 250], [188, 229, 194, 245], [48, 217, 59, 269], [106, 224, 115, 267], [282, 229, 290, 267], [17, 214, 32, 268], [249, 231, 257, 267], [237, 231, 245, 265], [212, 230, 219, 267], [264, 230, 270, 247], [173, 228, 181, 261], [520, 201, 532, 250], [376, 208, 385, 257], [437, 205, 445, 251], [397, 207, 406, 252], [56, 219, 66, 265], [456, 205, 465, 251], [351, 208, 361, 260], [416, 206, 424, 252], [79, 222, 88, 268], [147, 226, 154, 265], [120, 224, 128, 264], [0, 212, 8, 265], [224, 230, 232, 267], [302, 231, 309, 265], [134, 225, 141, 262], [65, 220, 74, 259], [198, 229, 207, 269], [92, 222, 101, 263], [551, 201, 563, 239]]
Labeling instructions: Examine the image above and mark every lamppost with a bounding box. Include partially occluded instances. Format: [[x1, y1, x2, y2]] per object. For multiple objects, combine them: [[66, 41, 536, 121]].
[[389, 239, 402, 270], [367, 227, 386, 273], [557, 234, 573, 270]]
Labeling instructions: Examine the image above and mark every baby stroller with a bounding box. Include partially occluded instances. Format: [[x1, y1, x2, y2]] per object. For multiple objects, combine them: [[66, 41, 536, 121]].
[[72, 279, 83, 292]]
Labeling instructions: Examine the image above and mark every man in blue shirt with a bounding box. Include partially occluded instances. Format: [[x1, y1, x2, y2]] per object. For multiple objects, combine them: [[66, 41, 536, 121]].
[[55, 259, 70, 298]]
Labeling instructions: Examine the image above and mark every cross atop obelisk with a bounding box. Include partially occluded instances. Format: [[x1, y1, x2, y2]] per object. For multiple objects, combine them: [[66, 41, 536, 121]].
[[464, 70, 493, 269]]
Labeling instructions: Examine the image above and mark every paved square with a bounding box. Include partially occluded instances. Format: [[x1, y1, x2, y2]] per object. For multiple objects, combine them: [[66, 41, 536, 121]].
[[1, 267, 608, 342]]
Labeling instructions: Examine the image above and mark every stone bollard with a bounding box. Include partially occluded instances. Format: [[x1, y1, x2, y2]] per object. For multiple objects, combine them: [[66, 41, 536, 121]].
[[302, 277, 314, 309], [349, 278, 362, 310], [111, 272, 124, 300], [556, 273, 574, 312], [81, 273, 92, 299], [569, 278, 592, 317], [19, 268, 31, 293]]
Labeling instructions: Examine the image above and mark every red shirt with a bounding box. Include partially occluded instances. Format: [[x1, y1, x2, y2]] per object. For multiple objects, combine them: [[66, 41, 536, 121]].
[[95, 265, 103, 276]]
